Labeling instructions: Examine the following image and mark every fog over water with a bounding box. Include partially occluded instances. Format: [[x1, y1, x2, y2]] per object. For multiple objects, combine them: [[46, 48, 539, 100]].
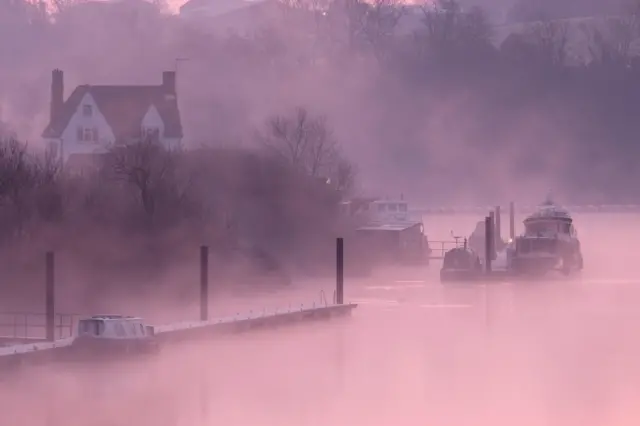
[[2, 213, 640, 426], [2, 0, 640, 423]]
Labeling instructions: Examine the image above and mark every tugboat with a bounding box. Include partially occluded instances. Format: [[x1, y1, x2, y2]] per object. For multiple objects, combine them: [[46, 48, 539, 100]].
[[510, 197, 584, 276]]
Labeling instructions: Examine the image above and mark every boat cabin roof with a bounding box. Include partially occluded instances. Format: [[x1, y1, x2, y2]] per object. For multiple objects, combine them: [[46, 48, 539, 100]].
[[524, 201, 572, 223], [77, 315, 152, 339], [360, 199, 409, 213], [357, 222, 422, 232], [340, 198, 409, 212], [88, 315, 143, 321]]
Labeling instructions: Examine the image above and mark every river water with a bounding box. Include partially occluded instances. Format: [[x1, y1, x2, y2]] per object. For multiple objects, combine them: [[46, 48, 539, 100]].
[[4, 213, 640, 426]]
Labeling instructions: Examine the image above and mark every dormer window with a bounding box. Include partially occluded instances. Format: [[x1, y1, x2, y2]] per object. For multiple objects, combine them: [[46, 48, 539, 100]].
[[142, 126, 160, 141], [83, 104, 92, 117], [77, 126, 98, 142]]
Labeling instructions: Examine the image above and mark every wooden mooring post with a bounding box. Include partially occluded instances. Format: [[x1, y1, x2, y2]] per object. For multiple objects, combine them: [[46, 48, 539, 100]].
[[509, 201, 515, 240], [45, 251, 55, 342], [495, 205, 502, 246], [336, 237, 344, 305], [484, 216, 493, 274], [200, 245, 209, 321]]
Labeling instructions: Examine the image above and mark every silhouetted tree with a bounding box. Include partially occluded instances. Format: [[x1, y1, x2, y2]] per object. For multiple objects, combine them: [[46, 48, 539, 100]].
[[581, 17, 636, 69], [261, 107, 341, 179], [109, 139, 193, 230], [363, 0, 405, 61]]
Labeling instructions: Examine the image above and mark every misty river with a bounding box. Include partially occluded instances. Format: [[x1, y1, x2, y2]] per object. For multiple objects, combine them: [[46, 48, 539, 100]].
[[4, 213, 640, 426]]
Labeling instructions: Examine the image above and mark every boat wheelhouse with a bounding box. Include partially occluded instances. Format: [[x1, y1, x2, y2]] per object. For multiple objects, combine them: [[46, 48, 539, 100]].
[[511, 198, 583, 275], [339, 197, 431, 272], [523, 200, 576, 237], [73, 315, 158, 356]]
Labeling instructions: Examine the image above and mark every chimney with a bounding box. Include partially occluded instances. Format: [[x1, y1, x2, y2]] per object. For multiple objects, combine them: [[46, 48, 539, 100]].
[[162, 71, 176, 95], [50, 69, 64, 125]]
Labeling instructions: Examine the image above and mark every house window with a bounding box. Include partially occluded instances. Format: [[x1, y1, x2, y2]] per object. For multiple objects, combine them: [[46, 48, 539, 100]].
[[83, 104, 92, 117], [114, 323, 125, 337], [77, 126, 98, 142], [142, 126, 160, 141]]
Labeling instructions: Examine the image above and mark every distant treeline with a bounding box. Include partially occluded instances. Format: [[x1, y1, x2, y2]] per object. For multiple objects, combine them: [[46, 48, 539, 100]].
[[2, 0, 640, 207], [0, 107, 354, 296]]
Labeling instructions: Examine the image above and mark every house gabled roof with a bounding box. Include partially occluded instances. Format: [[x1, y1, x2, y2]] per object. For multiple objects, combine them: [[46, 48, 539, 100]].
[[41, 84, 183, 140]]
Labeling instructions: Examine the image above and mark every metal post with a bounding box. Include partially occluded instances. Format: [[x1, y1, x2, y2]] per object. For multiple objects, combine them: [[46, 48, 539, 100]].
[[45, 251, 55, 342], [200, 245, 209, 321], [489, 211, 496, 261], [495, 205, 502, 248], [336, 238, 344, 305], [509, 201, 515, 240], [484, 216, 492, 274]]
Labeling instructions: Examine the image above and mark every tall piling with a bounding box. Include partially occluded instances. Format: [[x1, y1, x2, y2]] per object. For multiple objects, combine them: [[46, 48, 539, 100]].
[[489, 210, 496, 260], [336, 237, 344, 305], [484, 216, 493, 274], [200, 245, 209, 321], [495, 205, 502, 247], [45, 251, 55, 342], [509, 201, 515, 240]]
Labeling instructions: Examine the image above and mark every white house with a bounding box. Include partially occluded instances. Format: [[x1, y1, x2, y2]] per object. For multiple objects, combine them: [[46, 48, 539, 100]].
[[41, 69, 183, 168]]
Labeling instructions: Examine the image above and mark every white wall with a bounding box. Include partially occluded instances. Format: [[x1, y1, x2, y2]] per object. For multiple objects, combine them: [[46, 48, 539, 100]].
[[141, 104, 164, 135], [44, 96, 181, 163], [141, 104, 182, 150], [57, 93, 116, 162]]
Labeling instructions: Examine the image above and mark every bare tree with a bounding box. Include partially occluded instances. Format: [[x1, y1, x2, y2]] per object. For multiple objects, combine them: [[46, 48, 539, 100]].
[[109, 138, 192, 230], [323, 0, 370, 52], [0, 139, 37, 236], [31, 144, 64, 222], [526, 18, 570, 68], [334, 156, 357, 194], [581, 17, 636, 68], [49, 0, 78, 15], [458, 6, 492, 48], [420, 0, 461, 48], [418, 1, 493, 62], [260, 106, 353, 184], [363, 0, 404, 60]]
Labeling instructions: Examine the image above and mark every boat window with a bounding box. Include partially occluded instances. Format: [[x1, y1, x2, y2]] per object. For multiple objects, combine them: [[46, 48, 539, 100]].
[[525, 221, 555, 234], [139, 324, 145, 335], [399, 203, 408, 212], [388, 203, 398, 212], [79, 319, 104, 336], [377, 204, 386, 212], [562, 223, 571, 233], [114, 323, 126, 337]]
